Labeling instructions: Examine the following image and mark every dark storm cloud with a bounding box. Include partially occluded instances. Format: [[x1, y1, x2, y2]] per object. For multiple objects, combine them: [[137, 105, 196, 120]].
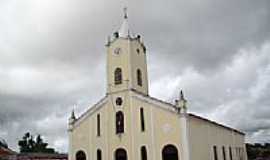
[[1, 0, 270, 152], [141, 0, 270, 76]]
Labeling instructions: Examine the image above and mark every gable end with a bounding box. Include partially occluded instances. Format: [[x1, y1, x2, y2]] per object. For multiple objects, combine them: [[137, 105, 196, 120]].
[[73, 96, 108, 129]]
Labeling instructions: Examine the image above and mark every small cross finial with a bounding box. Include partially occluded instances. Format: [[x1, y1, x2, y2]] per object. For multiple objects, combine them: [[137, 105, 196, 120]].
[[70, 104, 77, 119], [71, 109, 75, 119], [123, 7, 128, 19]]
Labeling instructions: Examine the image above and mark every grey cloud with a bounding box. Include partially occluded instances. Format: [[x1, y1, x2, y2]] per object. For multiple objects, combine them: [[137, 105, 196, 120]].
[[140, 0, 270, 74], [150, 42, 270, 144]]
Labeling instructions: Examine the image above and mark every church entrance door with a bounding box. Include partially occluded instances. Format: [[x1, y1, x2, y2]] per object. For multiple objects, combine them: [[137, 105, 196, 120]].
[[115, 148, 127, 160], [76, 150, 87, 160], [162, 144, 179, 160]]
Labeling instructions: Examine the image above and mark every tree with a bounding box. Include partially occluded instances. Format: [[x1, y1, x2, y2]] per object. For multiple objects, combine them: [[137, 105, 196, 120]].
[[246, 143, 270, 160], [18, 132, 55, 153], [18, 132, 30, 153]]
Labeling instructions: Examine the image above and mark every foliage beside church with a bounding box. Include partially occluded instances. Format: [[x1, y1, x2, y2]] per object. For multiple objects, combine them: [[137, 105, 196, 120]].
[[18, 133, 55, 154]]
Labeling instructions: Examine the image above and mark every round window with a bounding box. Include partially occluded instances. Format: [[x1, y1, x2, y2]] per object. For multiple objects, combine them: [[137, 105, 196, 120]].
[[116, 97, 123, 106]]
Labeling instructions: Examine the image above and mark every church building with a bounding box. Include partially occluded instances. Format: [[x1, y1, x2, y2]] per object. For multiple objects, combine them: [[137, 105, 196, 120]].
[[68, 10, 247, 160]]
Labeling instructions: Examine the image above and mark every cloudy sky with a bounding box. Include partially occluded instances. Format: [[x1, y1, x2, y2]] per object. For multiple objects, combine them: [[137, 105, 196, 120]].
[[1, 0, 270, 153]]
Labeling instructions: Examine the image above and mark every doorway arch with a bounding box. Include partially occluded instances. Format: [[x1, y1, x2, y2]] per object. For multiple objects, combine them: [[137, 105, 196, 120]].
[[115, 148, 127, 160], [162, 144, 178, 160], [76, 150, 87, 160]]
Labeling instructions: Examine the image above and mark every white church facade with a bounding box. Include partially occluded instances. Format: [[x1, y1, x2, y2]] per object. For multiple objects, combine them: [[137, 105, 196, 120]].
[[68, 10, 247, 160]]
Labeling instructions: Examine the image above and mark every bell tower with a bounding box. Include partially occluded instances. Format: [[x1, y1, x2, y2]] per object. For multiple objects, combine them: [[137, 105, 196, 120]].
[[106, 8, 148, 95]]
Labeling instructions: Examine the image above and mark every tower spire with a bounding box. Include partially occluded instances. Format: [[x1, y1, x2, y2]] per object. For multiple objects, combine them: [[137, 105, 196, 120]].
[[118, 7, 130, 38]]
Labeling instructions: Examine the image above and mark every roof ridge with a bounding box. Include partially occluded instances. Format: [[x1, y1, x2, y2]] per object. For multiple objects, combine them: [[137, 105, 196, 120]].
[[131, 89, 245, 135], [73, 96, 108, 128], [188, 113, 245, 135], [130, 88, 177, 108]]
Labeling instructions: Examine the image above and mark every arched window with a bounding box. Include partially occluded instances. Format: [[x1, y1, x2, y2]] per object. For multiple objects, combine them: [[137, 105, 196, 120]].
[[229, 146, 232, 160], [140, 108, 145, 132], [141, 146, 147, 160], [116, 111, 124, 134], [162, 144, 178, 160], [137, 69, 142, 86], [115, 148, 127, 160], [115, 68, 122, 85], [76, 150, 86, 160], [213, 146, 218, 160], [97, 149, 102, 160], [222, 146, 226, 160], [97, 114, 100, 136]]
